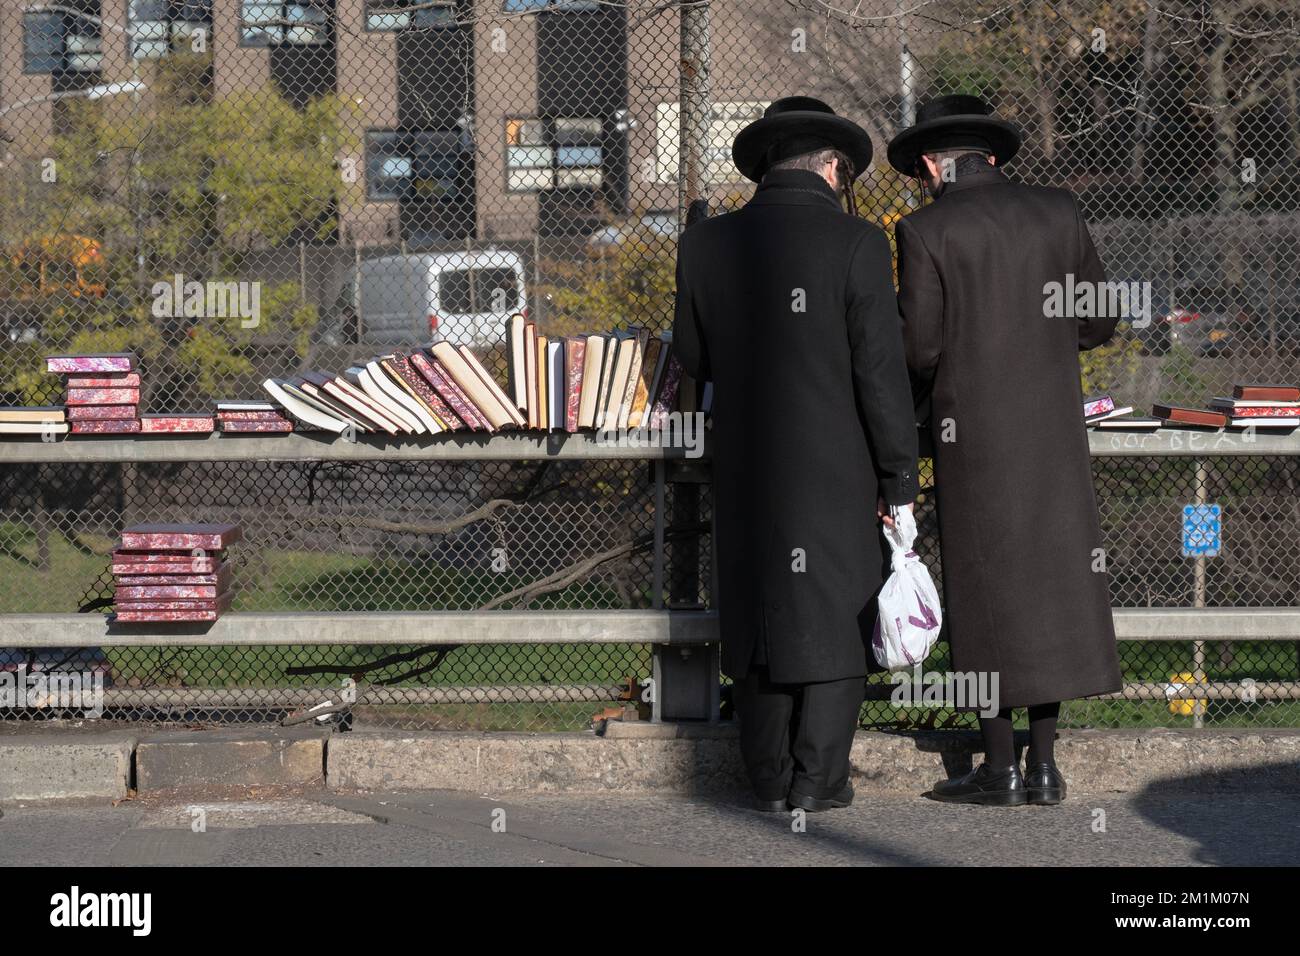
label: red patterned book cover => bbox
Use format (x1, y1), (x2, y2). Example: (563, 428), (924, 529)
(387, 354), (464, 430)
(648, 351), (684, 430)
(67, 372), (142, 388)
(112, 549), (224, 564)
(46, 353), (136, 374)
(113, 593), (233, 622)
(115, 598), (226, 611)
(112, 557), (222, 575)
(564, 337), (585, 433)
(70, 420), (142, 434)
(217, 409), (290, 421)
(66, 387), (141, 405)
(116, 584), (222, 600)
(140, 414), (214, 433)
(66, 404), (138, 421)
(1216, 405), (1300, 418)
(115, 566), (231, 588)
(219, 419), (294, 432)
(120, 523), (242, 551)
(409, 351), (488, 430)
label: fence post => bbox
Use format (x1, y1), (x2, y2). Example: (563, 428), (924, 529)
(678, 0), (712, 224)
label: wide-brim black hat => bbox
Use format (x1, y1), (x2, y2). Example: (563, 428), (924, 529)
(886, 94), (1022, 176)
(732, 96), (874, 183)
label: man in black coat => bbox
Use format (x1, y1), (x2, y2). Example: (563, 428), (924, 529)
(673, 98), (919, 812)
(888, 95), (1123, 807)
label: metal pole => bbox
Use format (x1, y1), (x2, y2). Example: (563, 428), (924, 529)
(1193, 457), (1208, 727)
(678, 0), (712, 227)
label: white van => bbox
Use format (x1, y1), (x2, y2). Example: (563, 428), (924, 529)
(329, 249), (527, 347)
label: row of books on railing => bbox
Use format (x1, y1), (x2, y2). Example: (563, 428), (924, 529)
(1084, 384), (1300, 431)
(0, 316), (707, 437)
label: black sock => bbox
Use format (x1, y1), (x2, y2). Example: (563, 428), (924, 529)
(977, 707), (1015, 767)
(1027, 701), (1061, 765)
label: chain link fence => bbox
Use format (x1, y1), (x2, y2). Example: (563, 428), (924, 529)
(1, 1), (1299, 729)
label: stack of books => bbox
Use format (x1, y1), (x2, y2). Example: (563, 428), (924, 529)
(216, 401), (294, 433)
(46, 352), (141, 434)
(1084, 394), (1160, 430)
(1155, 383), (1300, 430)
(506, 316), (688, 432)
(1208, 384), (1300, 429)
(111, 523), (240, 623)
(0, 405), (68, 436)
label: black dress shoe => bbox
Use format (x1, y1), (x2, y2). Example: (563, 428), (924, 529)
(788, 782), (854, 813)
(1024, 761), (1067, 805)
(753, 796), (789, 812)
(929, 763), (1027, 806)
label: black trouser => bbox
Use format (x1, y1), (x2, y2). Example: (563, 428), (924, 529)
(733, 667), (865, 801)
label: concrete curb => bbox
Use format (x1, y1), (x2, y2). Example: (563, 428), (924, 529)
(134, 728), (329, 792)
(329, 724), (1300, 795)
(4, 724), (1300, 801)
(0, 731), (136, 801)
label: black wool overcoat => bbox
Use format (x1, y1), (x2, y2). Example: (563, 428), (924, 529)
(673, 169), (919, 685)
(896, 165), (1123, 707)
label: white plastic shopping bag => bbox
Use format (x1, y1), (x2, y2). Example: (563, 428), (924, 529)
(871, 507), (943, 671)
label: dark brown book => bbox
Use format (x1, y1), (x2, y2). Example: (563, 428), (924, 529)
(1152, 404), (1228, 428)
(1232, 383), (1300, 402)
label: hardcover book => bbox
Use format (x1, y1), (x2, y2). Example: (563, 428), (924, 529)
(577, 334), (605, 430)
(116, 584), (223, 600)
(262, 379), (351, 433)
(535, 334), (548, 430)
(548, 339), (564, 431)
(120, 523), (242, 551)
(70, 420), (141, 434)
(386, 354), (463, 430)
(563, 337), (586, 433)
(66, 372), (141, 388)
(140, 414), (215, 433)
(648, 349), (685, 430)
(508, 313), (528, 412)
(409, 352), (489, 430)
(66, 387), (140, 406)
(1232, 383), (1300, 402)
(66, 404), (138, 421)
(46, 353), (136, 374)
(219, 419), (294, 433)
(0, 406), (66, 423)
(1152, 404), (1228, 428)
(0, 422), (69, 435)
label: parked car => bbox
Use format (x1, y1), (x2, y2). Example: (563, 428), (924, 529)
(324, 249), (528, 347)
(585, 211), (678, 251)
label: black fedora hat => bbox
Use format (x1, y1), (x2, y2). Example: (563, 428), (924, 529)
(886, 94), (1022, 176)
(732, 96), (874, 183)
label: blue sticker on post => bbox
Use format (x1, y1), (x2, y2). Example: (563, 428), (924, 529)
(1182, 504), (1222, 558)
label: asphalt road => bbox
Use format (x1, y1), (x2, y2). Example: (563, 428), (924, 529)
(2, 787), (1297, 866)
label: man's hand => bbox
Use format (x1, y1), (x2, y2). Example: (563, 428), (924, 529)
(877, 498), (914, 530)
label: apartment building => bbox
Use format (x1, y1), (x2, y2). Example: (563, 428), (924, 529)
(0, 0), (798, 252)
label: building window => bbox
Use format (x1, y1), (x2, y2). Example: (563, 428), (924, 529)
(22, 5), (103, 74)
(240, 1), (328, 46)
(654, 100), (767, 185)
(365, 0), (458, 30)
(366, 129), (472, 203)
(506, 116), (603, 192)
(502, 0), (600, 10)
(128, 1), (213, 59)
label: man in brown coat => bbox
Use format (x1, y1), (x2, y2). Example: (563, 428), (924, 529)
(888, 95), (1123, 806)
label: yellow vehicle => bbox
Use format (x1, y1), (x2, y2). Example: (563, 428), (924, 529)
(5, 234), (108, 300)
